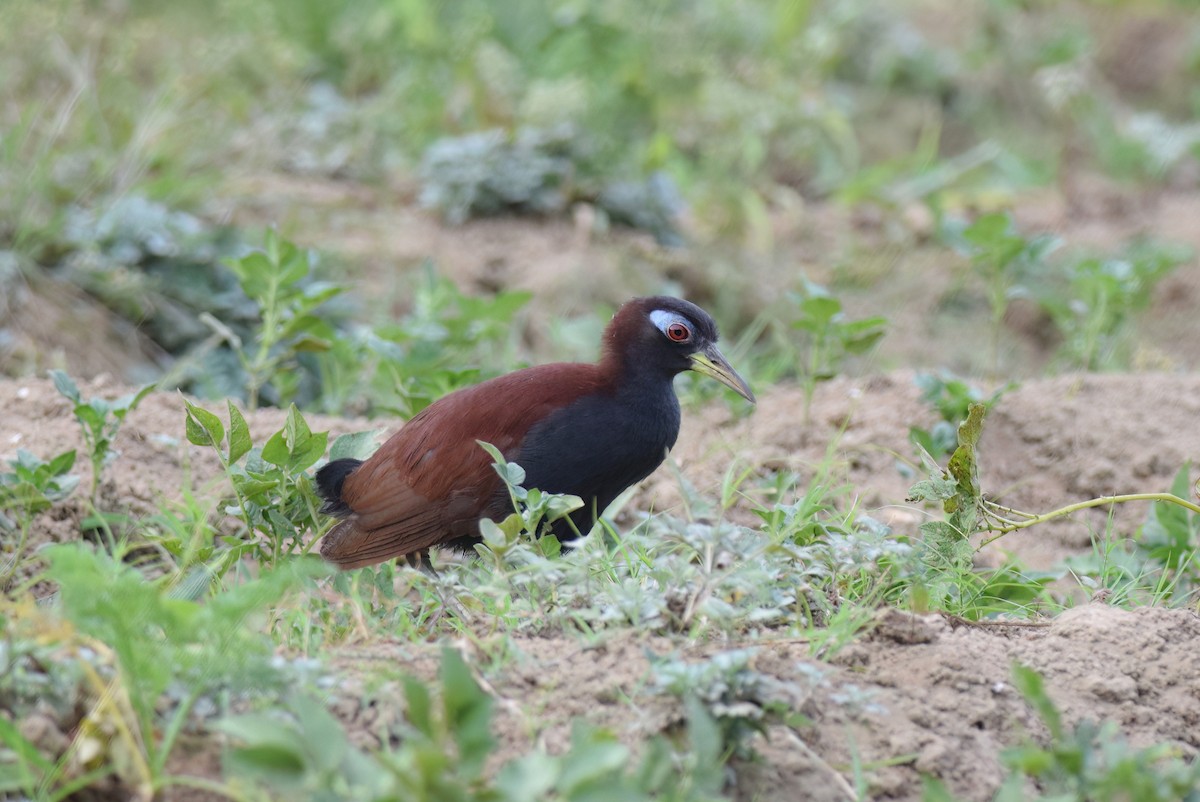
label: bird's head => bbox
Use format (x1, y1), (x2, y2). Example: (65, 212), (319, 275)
(605, 296), (756, 403)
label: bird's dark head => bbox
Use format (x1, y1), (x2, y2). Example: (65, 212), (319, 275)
(603, 296), (755, 403)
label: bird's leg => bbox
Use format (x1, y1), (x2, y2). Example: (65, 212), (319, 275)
(402, 548), (438, 577)
(399, 549), (468, 624)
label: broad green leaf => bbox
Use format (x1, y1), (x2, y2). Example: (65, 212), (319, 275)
(556, 727), (628, 796)
(231, 477), (280, 498)
(907, 476), (956, 503)
(1010, 663), (1062, 740)
(288, 431), (328, 474)
(919, 520), (962, 544)
(288, 334), (332, 353)
(545, 493), (584, 521)
(329, 430), (378, 462)
(113, 383), (156, 418)
(224, 744), (307, 786)
(684, 695), (724, 792)
(496, 751), (559, 800)
(227, 402), (252, 465)
(283, 405), (312, 455)
(292, 699), (348, 773)
(49, 369), (80, 402)
(47, 449), (77, 475)
(75, 404), (104, 434)
(184, 399), (225, 449)
(479, 518), (509, 548)
(261, 430), (289, 467)
(947, 403), (986, 502)
(798, 295), (841, 327)
(440, 647), (495, 779)
(403, 675), (433, 738)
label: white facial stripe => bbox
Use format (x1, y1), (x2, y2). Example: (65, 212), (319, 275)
(649, 309), (689, 334)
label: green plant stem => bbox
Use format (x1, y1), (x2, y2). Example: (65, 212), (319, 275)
(245, 240), (284, 411)
(1, 519), (32, 588)
(979, 493), (1200, 547)
(153, 685), (203, 778)
(158, 775), (239, 799)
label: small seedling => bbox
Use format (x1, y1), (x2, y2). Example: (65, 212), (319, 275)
(221, 229), (343, 410)
(1042, 240), (1189, 370)
(50, 370), (153, 505)
(354, 268), (531, 418)
(0, 448), (79, 587)
(910, 372), (1015, 461)
(652, 648), (803, 761)
(790, 281), (887, 420)
(945, 212), (1060, 374)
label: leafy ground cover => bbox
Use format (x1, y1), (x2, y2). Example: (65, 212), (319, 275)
(3, 0), (1200, 800)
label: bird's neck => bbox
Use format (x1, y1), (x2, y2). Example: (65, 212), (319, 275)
(602, 351), (681, 403)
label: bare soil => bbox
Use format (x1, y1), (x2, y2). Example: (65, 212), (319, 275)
(4, 364), (1199, 800)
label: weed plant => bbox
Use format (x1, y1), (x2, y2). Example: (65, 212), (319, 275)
(49, 370), (153, 506)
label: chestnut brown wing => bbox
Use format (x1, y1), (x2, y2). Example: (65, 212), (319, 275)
(318, 363), (609, 568)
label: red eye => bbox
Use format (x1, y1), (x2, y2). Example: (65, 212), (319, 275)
(666, 322), (691, 342)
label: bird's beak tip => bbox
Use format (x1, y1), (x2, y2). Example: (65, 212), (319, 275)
(690, 347), (755, 404)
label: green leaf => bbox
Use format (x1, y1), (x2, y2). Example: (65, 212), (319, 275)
(403, 675), (434, 738)
(288, 333), (332, 353)
(556, 726), (628, 796)
(224, 744), (307, 786)
(283, 405), (312, 454)
(544, 493), (584, 522)
(261, 430), (289, 467)
(184, 399), (225, 449)
(75, 404), (105, 435)
(480, 440), (525, 486)
(798, 295), (842, 327)
(329, 431), (379, 462)
(440, 647), (495, 779)
(47, 449), (77, 476)
(113, 382), (156, 419)
(0, 713), (53, 775)
(231, 477), (280, 498)
(479, 518), (509, 549)
(683, 695), (725, 792)
(907, 476), (957, 503)
(946, 403), (987, 504)
(49, 369), (80, 402)
(292, 699), (348, 773)
(496, 751), (560, 800)
(289, 431), (328, 474)
(227, 402), (252, 465)
(1010, 663), (1062, 740)
(919, 520), (963, 545)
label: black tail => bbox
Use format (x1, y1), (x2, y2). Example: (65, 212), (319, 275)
(315, 458), (363, 516)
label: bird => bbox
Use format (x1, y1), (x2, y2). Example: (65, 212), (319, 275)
(315, 295), (754, 570)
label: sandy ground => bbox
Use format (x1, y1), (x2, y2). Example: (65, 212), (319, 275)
(3, 368), (1198, 800)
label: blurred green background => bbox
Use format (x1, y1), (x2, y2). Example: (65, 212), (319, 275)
(3, 0), (1198, 411)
